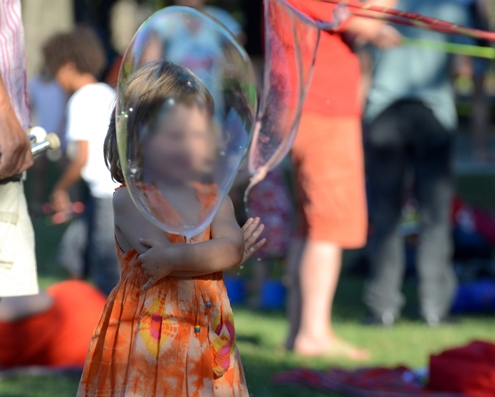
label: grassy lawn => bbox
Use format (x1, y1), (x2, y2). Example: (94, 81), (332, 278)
(1, 161), (494, 396)
(1, 214), (494, 397)
(2, 274), (494, 397)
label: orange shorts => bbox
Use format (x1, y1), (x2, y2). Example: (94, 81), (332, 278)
(291, 113), (367, 247)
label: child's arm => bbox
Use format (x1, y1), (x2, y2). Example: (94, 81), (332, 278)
(114, 186), (173, 255)
(51, 140), (88, 212)
(142, 216), (266, 279)
(114, 188), (264, 287)
(138, 196), (246, 283)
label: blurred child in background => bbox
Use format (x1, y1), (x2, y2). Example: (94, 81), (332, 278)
(44, 26), (120, 295)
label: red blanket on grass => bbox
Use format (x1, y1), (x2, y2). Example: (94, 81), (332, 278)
(273, 341), (495, 397)
(273, 366), (464, 397)
(430, 341), (495, 397)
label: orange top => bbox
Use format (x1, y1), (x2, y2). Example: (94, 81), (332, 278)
(141, 182), (218, 236)
(287, 0), (362, 117)
(77, 185), (248, 397)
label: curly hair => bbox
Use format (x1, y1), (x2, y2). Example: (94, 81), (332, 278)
(42, 26), (107, 78)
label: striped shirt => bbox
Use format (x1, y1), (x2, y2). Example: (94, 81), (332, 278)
(0, 0), (29, 129)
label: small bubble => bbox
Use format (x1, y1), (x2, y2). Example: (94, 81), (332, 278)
(129, 107), (134, 112)
(220, 150), (226, 156)
(257, 258), (261, 262)
(240, 265), (244, 270)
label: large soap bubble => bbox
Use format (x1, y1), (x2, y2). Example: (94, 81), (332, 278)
(116, 6), (257, 240)
(247, 0), (321, 189)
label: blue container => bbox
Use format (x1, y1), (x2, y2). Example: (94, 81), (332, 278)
(260, 280), (286, 309)
(224, 276), (246, 304)
(451, 279), (495, 314)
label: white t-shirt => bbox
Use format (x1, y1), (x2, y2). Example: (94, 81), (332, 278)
(66, 83), (118, 198)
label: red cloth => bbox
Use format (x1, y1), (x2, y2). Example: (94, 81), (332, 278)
(452, 196), (495, 246)
(246, 167), (292, 258)
(286, 0), (362, 117)
(429, 341), (495, 397)
(273, 366), (461, 396)
(0, 281), (106, 368)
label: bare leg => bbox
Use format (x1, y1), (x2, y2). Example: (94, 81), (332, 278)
(289, 240), (370, 360)
(0, 293), (53, 322)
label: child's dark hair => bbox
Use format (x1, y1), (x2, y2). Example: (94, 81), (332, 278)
(104, 61), (215, 183)
(43, 26), (106, 78)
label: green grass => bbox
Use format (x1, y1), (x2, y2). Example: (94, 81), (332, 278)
(2, 163), (494, 396)
(2, 216), (494, 397)
(2, 272), (494, 397)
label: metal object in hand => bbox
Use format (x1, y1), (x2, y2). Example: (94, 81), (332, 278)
(0, 129), (61, 185)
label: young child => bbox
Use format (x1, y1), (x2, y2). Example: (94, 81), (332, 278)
(77, 61), (264, 396)
(43, 27), (120, 295)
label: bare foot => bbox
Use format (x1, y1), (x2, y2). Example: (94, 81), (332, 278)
(293, 334), (370, 361)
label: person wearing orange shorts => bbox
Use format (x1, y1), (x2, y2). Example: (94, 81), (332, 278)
(285, 0), (401, 360)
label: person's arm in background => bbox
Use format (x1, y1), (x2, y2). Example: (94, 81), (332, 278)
(0, 76), (33, 179)
(344, 0), (402, 48)
(51, 140), (87, 212)
(358, 48), (373, 107)
(288, 0), (402, 48)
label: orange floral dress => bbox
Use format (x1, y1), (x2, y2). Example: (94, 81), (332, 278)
(77, 186), (248, 397)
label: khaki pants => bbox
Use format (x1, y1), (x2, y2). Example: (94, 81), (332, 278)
(0, 182), (38, 296)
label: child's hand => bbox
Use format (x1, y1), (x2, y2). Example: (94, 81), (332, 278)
(138, 238), (176, 290)
(241, 217), (266, 264)
(51, 189), (71, 213)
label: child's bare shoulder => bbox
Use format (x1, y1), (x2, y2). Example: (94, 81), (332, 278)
(113, 187), (135, 214)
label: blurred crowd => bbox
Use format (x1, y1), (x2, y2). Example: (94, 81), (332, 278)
(0, 0), (494, 370)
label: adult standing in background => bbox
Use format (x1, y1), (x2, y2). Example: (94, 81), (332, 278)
(0, 0), (38, 297)
(284, 0), (400, 360)
(363, 0), (474, 326)
(46, 27), (120, 296)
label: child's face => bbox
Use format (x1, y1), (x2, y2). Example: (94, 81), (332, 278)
(144, 103), (215, 183)
(55, 62), (79, 93)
